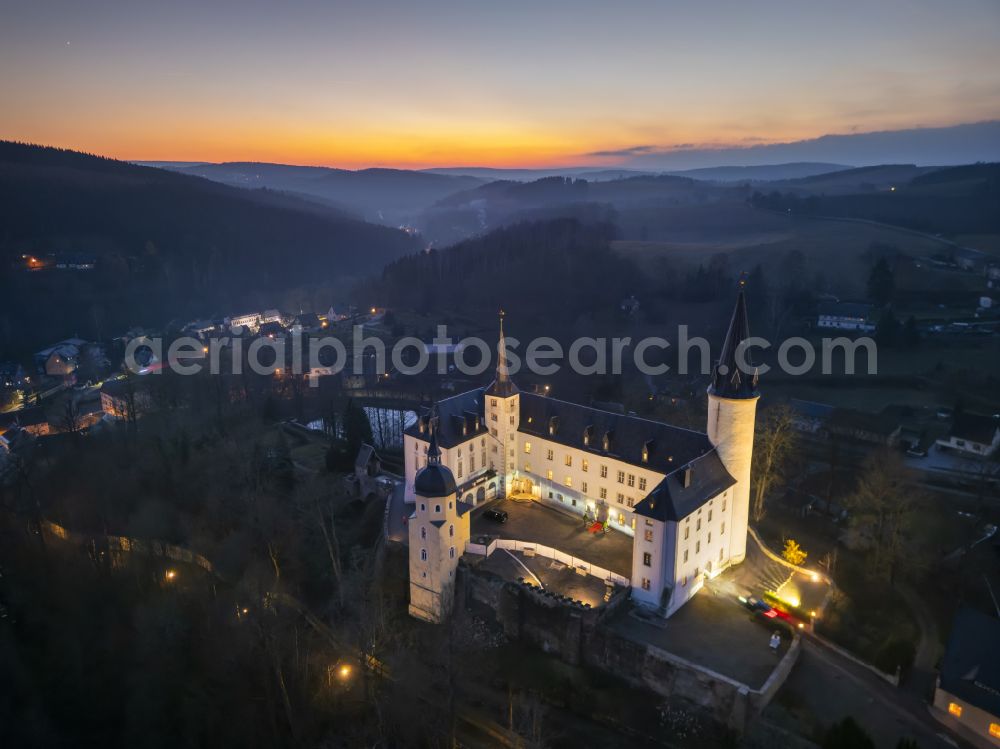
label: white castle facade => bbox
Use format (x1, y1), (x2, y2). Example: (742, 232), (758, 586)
(406, 292), (758, 622)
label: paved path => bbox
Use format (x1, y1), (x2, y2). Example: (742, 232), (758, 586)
(897, 582), (942, 699)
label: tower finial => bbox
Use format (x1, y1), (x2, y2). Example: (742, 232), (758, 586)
(427, 405), (441, 464)
(487, 307), (518, 397)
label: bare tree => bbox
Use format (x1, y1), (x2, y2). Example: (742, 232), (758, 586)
(843, 449), (917, 585)
(750, 405), (798, 523)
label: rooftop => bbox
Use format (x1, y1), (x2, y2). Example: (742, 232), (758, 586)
(939, 606), (1000, 717)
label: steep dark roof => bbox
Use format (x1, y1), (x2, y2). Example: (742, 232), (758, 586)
(710, 289), (759, 400)
(485, 311), (518, 398)
(517, 392), (716, 474)
(405, 388), (486, 448)
(413, 421), (457, 498)
(939, 607), (1000, 717)
(633, 450), (736, 522)
(950, 412), (1000, 446)
(817, 301), (873, 319)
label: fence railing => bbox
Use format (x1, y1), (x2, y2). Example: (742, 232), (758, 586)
(466, 538), (630, 588)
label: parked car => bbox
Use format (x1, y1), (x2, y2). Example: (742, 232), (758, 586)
(484, 509), (508, 524)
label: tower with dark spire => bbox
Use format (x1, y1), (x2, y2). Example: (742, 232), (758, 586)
(485, 308), (519, 498)
(709, 283), (759, 399)
(706, 283), (760, 565)
(408, 413), (469, 623)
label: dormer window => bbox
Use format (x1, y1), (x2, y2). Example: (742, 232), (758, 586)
(548, 416), (559, 435)
(603, 430), (613, 452)
(583, 425), (593, 446)
(642, 440), (653, 463)
(418, 419), (426, 434)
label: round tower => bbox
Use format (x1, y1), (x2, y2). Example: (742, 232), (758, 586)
(706, 287), (759, 565)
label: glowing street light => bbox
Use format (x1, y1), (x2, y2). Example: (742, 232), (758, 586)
(165, 569), (177, 582)
(339, 664), (352, 679)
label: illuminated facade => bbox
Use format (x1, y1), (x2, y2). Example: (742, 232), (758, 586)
(404, 292), (758, 618)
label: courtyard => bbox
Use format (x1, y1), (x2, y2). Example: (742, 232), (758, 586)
(470, 497), (635, 577)
(473, 548), (616, 608)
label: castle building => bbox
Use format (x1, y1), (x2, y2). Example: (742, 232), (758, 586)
(405, 292), (758, 619)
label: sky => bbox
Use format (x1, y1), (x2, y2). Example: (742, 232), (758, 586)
(2, 0), (999, 168)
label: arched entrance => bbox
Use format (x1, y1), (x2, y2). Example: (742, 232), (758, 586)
(476, 486), (486, 504)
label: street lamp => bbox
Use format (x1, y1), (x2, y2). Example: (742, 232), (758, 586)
(165, 569), (177, 582)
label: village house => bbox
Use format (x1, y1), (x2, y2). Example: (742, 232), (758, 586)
(816, 301), (876, 332)
(933, 606), (1000, 746)
(936, 412), (1000, 457)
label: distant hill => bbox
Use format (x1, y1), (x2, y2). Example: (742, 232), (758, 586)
(421, 166), (655, 182)
(159, 161), (483, 225)
(750, 162), (1000, 235)
(362, 218), (641, 324)
(664, 162), (847, 182)
(0, 142), (419, 351)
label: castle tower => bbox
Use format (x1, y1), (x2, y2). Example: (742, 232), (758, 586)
(706, 286), (759, 565)
(484, 309), (519, 498)
(408, 420), (470, 622)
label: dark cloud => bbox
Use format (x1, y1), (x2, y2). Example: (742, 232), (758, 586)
(586, 144), (657, 157)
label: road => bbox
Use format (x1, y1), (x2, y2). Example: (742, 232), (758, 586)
(773, 635), (960, 749)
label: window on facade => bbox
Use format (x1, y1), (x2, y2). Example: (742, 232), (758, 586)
(565, 476), (572, 487)
(684, 527), (689, 540)
(681, 576), (687, 587)
(491, 398), (497, 407)
(491, 413), (497, 422)
(627, 474), (635, 487)
(642, 552), (652, 567)
(617, 470), (625, 484)
(721, 522), (725, 535)
(722, 498), (727, 512)
(708, 509), (713, 522)
(435, 504), (441, 513)
(719, 548), (724, 561)
(948, 702), (962, 717)
(642, 577), (651, 591)
(618, 512), (626, 525)
(525, 463), (532, 473)
(547, 449), (553, 461)
(627, 498), (634, 508)
(509, 415), (514, 425)
(644, 529), (654, 542)
(696, 519), (701, 531)
(449, 547), (455, 559)
(641, 446), (649, 462)
(524, 442), (532, 454)
(581, 481), (588, 494)
(683, 550), (689, 563)
(582, 459), (589, 472)
(470, 455), (476, 471)
(449, 524), (454, 537)
(420, 527), (426, 539)
(457, 461), (463, 477)
(600, 465), (608, 478)
(564, 454), (572, 467)
(639, 477), (646, 491)
(420, 549), (427, 561)
(617, 492), (624, 505)
(696, 541), (701, 553)
(420, 503), (425, 511)
(546, 469), (553, 480)
(708, 532), (712, 543)
(491, 428), (498, 438)
(600, 487), (607, 499)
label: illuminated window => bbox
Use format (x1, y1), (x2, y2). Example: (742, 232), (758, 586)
(565, 454), (572, 467)
(525, 463), (531, 473)
(641, 577), (651, 591)
(948, 702), (962, 718)
(565, 476), (572, 487)
(546, 469), (553, 480)
(644, 530), (653, 542)
(582, 459), (589, 472)
(524, 442), (532, 454)
(990, 723), (1000, 739)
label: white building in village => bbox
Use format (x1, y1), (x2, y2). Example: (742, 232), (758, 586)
(406, 292), (759, 623)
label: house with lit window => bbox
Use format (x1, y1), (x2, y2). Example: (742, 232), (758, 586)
(936, 412), (1000, 457)
(933, 606), (1000, 746)
(404, 291), (759, 619)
